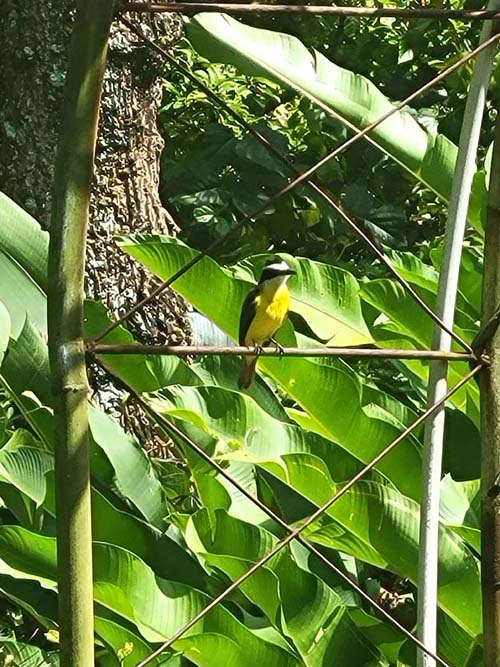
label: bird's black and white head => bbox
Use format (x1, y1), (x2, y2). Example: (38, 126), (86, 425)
(258, 259), (296, 290)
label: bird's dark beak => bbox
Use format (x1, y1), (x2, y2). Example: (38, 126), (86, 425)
(287, 269), (296, 275)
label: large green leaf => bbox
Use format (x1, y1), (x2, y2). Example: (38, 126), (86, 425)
(150, 381), (394, 529)
(360, 279), (480, 421)
(0, 576), (169, 667)
(185, 507), (478, 666)
(0, 526), (303, 667)
(88, 406), (166, 528)
(1, 317), (52, 408)
(440, 476), (481, 554)
(0, 233), (168, 526)
(0, 240), (46, 339)
(0, 574), (59, 631)
(94, 615), (162, 667)
(191, 355), (292, 421)
(0, 432), (54, 530)
(0, 193), (194, 399)
(430, 245), (483, 318)
(151, 383), (385, 494)
(0, 192), (49, 292)
(151, 383), (481, 651)
(0, 314), (167, 528)
(186, 508), (384, 666)
(361, 279), (475, 349)
(0, 441), (53, 508)
(0, 438), (206, 589)
(256, 457), (481, 638)
(0, 453), (206, 664)
(383, 247), (481, 320)
(185, 14), (472, 222)
(0, 636), (58, 667)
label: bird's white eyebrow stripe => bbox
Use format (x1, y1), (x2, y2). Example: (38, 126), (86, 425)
(265, 261), (290, 272)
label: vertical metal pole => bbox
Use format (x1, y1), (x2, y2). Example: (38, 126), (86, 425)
(48, 2), (114, 666)
(417, 8), (500, 666)
(481, 106), (500, 667)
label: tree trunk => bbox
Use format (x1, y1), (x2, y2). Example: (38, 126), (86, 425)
(0, 0), (190, 440)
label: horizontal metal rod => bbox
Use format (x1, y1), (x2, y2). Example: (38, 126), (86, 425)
(120, 2), (500, 20)
(89, 342), (476, 361)
(137, 363), (483, 667)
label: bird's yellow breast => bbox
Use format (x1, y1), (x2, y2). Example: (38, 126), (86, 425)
(244, 284), (291, 346)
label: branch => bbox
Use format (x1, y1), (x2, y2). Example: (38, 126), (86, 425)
(88, 342), (477, 361)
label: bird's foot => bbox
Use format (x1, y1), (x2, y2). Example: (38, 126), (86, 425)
(270, 337), (285, 359)
(252, 343), (264, 356)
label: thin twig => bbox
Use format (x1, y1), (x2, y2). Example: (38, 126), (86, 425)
(135, 363), (483, 667)
(117, 18), (475, 357)
(96, 23), (500, 349)
(89, 342), (476, 361)
(120, 2), (500, 20)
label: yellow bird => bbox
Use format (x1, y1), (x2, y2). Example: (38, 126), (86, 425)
(238, 259), (296, 389)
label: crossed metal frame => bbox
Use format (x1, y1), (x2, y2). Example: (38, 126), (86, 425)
(88, 6), (499, 666)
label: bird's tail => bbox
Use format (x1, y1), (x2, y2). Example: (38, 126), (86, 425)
(238, 356), (258, 389)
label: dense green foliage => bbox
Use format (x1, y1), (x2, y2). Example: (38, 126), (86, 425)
(0, 4), (495, 666)
(160, 8), (494, 270)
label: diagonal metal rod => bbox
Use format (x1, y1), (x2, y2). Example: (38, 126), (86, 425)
(96, 351), (461, 667)
(96, 21), (500, 347)
(116, 18), (474, 355)
(90, 342), (477, 361)
(127, 383), (454, 667)
(135, 363), (483, 667)
(120, 2), (500, 20)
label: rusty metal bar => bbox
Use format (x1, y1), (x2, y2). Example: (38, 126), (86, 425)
(136, 363), (484, 667)
(90, 342), (477, 361)
(120, 2), (500, 20)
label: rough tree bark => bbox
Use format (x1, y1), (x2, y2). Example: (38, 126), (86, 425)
(0, 0), (190, 443)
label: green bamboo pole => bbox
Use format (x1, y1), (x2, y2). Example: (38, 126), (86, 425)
(481, 104), (500, 666)
(48, 2), (115, 666)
